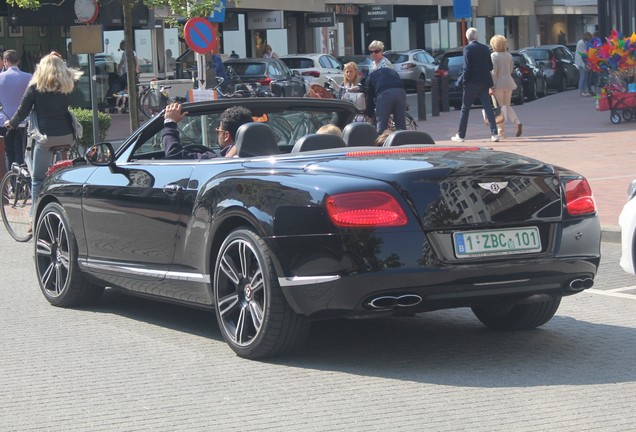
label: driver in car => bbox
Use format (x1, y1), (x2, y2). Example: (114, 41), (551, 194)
(162, 103), (253, 159)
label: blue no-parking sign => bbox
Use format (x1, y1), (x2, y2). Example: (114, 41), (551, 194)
(184, 17), (217, 54)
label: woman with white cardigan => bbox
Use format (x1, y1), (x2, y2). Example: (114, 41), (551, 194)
(489, 35), (522, 138)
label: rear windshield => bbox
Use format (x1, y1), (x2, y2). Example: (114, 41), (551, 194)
(385, 54), (408, 63)
(524, 50), (550, 61)
(447, 56), (464, 67)
(226, 63), (265, 75)
(281, 58), (314, 69)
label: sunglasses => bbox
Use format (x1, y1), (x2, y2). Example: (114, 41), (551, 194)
(369, 50), (381, 54)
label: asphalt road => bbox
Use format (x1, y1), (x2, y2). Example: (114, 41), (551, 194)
(2, 230), (636, 431)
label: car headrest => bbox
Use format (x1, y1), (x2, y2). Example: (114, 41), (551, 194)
(383, 130), (436, 147)
(341, 122), (378, 147)
(291, 134), (346, 153)
(235, 123), (279, 158)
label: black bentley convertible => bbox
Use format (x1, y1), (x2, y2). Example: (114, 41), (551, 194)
(33, 98), (601, 359)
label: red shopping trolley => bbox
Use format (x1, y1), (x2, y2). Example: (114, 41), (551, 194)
(596, 91), (636, 124)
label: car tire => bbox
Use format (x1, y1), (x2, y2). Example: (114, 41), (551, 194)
(213, 228), (310, 359)
(35, 202), (104, 307)
(471, 295), (561, 330)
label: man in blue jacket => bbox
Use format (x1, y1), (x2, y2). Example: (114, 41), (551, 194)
(364, 66), (407, 133)
(0, 49), (32, 171)
(451, 27), (499, 143)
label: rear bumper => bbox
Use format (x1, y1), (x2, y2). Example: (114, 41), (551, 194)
(274, 217), (601, 318)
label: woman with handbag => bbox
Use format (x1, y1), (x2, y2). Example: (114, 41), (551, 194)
(4, 51), (82, 227)
(489, 35), (522, 138)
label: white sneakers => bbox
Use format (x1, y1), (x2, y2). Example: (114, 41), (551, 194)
(491, 135), (500, 142)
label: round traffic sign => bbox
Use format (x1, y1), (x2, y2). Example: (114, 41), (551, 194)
(184, 17), (217, 54)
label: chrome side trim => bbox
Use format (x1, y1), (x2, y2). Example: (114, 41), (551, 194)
(473, 279), (529, 286)
(79, 260), (207, 282)
(278, 275), (341, 287)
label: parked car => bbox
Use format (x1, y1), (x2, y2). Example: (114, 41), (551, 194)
(336, 54), (373, 83)
(434, 47), (523, 110)
(511, 50), (548, 100)
(520, 45), (580, 92)
(384, 49), (438, 90)
(280, 53), (344, 87)
(33, 96), (601, 359)
(223, 58), (307, 97)
(619, 179), (636, 275)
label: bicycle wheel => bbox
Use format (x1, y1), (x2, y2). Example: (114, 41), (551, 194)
(140, 89), (167, 119)
(388, 113), (418, 131)
(1, 170), (33, 242)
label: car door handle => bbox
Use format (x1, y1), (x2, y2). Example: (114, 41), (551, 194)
(163, 184), (183, 196)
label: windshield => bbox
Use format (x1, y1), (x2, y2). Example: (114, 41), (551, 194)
(385, 54), (408, 63)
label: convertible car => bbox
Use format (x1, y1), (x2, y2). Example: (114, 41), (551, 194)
(33, 98), (601, 359)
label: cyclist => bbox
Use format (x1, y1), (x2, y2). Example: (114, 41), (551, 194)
(162, 103), (252, 159)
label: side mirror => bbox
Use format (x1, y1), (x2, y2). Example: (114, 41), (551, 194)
(85, 142), (115, 167)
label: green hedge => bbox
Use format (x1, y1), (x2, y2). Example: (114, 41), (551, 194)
(69, 107), (112, 150)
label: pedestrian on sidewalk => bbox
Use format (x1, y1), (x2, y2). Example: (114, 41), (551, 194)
(0, 49), (32, 172)
(576, 32), (593, 96)
(368, 40), (392, 72)
(489, 35), (522, 138)
(451, 27), (499, 143)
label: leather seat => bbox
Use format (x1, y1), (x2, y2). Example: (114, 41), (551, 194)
(383, 130), (436, 147)
(235, 123), (279, 157)
(341, 122), (378, 147)
(291, 134), (346, 153)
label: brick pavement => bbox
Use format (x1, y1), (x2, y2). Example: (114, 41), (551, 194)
(105, 89), (634, 237)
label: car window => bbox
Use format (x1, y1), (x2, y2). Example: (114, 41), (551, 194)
(228, 63), (266, 76)
(447, 56), (464, 67)
(318, 56), (332, 69)
(385, 53), (408, 63)
(525, 49), (549, 61)
(522, 52), (536, 66)
(325, 55), (343, 69)
(281, 58), (314, 69)
(268, 62), (282, 78)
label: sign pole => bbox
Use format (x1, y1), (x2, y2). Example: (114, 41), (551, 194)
(196, 53), (206, 89)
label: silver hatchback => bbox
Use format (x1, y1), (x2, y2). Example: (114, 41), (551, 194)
(384, 49), (438, 90)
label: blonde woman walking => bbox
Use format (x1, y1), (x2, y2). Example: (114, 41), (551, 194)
(490, 35), (522, 138)
(4, 52), (82, 223)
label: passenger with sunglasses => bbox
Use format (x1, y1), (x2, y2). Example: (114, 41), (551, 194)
(368, 40), (392, 73)
(162, 103), (253, 159)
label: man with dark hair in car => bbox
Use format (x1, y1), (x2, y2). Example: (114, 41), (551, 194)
(162, 103), (253, 159)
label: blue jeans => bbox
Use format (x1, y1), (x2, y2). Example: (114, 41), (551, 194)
(457, 83), (497, 138)
(578, 67), (588, 92)
(4, 127), (26, 172)
(374, 87), (407, 133)
(30, 133), (73, 217)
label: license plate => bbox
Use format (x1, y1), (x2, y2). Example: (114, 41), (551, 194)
(453, 227), (541, 258)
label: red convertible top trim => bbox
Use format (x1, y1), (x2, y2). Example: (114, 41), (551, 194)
(346, 147), (480, 157)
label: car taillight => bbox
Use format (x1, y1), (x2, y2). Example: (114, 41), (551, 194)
(434, 69), (448, 77)
(551, 55), (557, 70)
(46, 159), (73, 177)
(259, 77), (272, 86)
(565, 178), (596, 216)
(401, 63), (417, 70)
(326, 191), (408, 227)
(520, 66), (530, 75)
(302, 71), (321, 78)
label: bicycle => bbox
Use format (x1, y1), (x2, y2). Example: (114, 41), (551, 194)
(325, 76), (418, 130)
(1, 144), (75, 242)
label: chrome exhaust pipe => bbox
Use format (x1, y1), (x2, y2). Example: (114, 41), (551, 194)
(366, 294), (422, 310)
(567, 277), (594, 292)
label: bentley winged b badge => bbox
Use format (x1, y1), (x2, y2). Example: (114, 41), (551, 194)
(478, 182), (508, 194)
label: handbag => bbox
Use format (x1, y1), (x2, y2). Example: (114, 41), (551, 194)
(482, 95), (505, 126)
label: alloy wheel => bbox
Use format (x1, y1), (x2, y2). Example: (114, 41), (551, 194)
(35, 211), (70, 298)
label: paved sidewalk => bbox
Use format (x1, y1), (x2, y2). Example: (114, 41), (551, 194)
(105, 89), (634, 238)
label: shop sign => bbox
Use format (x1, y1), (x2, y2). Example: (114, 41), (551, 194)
(326, 4), (359, 16)
(247, 11), (284, 30)
(360, 5), (394, 23)
(306, 12), (336, 28)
